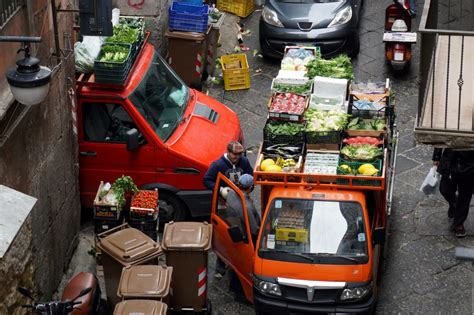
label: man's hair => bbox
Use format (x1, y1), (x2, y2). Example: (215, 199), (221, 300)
(227, 141), (243, 153)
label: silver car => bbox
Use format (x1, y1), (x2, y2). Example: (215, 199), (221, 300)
(259, 0), (363, 58)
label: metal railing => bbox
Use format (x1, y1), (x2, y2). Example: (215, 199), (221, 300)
(416, 0), (474, 146)
(0, 0), (20, 29)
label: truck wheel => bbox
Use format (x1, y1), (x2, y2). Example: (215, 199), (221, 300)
(159, 191), (187, 223)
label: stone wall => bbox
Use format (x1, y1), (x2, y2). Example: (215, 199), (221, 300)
(0, 0), (80, 313)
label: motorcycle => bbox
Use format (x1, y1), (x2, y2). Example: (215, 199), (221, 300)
(383, 0), (417, 71)
(18, 272), (106, 315)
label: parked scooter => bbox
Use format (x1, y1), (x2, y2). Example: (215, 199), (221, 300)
(18, 272), (106, 315)
(383, 0), (417, 71)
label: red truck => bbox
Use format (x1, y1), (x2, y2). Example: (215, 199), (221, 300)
(76, 34), (243, 223)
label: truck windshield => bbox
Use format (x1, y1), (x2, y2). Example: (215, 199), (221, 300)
(129, 51), (189, 142)
(259, 198), (368, 265)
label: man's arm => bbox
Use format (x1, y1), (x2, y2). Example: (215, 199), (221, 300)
(433, 148), (443, 166)
(203, 163), (218, 191)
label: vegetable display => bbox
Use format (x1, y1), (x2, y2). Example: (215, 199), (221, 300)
(110, 175), (139, 207)
(281, 48), (315, 71)
(265, 121), (305, 136)
(272, 81), (312, 94)
(343, 136), (384, 146)
(305, 108), (350, 132)
(340, 144), (383, 161)
(131, 190), (158, 211)
(305, 54), (353, 80)
(98, 44), (130, 63)
(270, 93), (307, 114)
(347, 117), (386, 131)
(105, 23), (141, 45)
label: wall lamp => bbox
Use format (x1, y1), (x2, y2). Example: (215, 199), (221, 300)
(0, 36), (52, 106)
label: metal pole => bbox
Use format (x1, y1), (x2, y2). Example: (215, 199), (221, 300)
(51, 0), (61, 63)
(0, 36), (41, 42)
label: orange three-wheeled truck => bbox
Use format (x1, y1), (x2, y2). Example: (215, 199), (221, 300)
(211, 87), (398, 314)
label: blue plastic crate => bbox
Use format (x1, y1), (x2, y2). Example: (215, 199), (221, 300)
(177, 0), (203, 4)
(169, 2), (209, 33)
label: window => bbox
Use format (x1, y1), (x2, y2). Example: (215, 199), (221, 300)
(82, 102), (141, 143)
(0, 0), (21, 29)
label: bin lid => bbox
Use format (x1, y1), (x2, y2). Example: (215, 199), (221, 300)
(97, 227), (161, 264)
(113, 300), (167, 315)
(117, 265), (173, 298)
(165, 30), (207, 41)
(162, 221), (212, 251)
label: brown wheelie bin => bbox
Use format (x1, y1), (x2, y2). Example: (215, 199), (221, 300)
(97, 224), (162, 309)
(113, 300), (167, 315)
(161, 221), (212, 312)
(117, 265), (173, 302)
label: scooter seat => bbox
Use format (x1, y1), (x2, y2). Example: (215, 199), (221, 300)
(62, 272), (97, 314)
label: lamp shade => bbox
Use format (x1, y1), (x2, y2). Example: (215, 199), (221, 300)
(6, 56), (51, 105)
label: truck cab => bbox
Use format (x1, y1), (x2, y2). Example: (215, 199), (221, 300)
(211, 141), (395, 314)
(77, 37), (242, 222)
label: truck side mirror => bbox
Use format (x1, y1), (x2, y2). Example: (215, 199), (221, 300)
(228, 225), (244, 243)
(373, 227), (386, 245)
(126, 128), (139, 151)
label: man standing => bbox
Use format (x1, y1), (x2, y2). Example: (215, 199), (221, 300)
(433, 148), (474, 238)
(226, 174), (261, 243)
(203, 140), (253, 194)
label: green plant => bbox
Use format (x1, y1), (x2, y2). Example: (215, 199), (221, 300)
(111, 175), (138, 207)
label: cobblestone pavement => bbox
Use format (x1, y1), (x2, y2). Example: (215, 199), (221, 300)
(60, 1), (473, 314)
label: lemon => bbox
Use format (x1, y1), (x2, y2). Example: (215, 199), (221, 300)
(339, 164), (352, 173)
(266, 164), (282, 172)
(260, 158), (275, 171)
(358, 164), (379, 175)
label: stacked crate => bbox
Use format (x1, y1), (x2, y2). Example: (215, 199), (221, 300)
(127, 189), (160, 241)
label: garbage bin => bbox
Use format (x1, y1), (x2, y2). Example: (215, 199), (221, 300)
(161, 221), (212, 312)
(97, 224), (162, 309)
(165, 25), (211, 87)
(117, 265), (173, 301)
(205, 12), (225, 77)
(114, 300), (168, 315)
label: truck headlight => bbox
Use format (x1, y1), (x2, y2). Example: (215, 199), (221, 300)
(328, 6), (352, 28)
(253, 276), (282, 296)
(262, 6), (284, 28)
(340, 282), (372, 301)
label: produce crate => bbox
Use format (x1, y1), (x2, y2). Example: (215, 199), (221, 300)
(336, 158), (383, 187)
(275, 227), (308, 243)
(305, 129), (342, 144)
(94, 217), (124, 234)
(221, 54), (250, 91)
(128, 217), (159, 241)
(268, 93), (309, 122)
(217, 0), (254, 18)
(169, 1), (209, 33)
(94, 43), (132, 72)
(255, 143), (304, 183)
(263, 120), (306, 144)
(271, 77), (313, 95)
(93, 181), (122, 220)
(310, 76), (348, 111)
(303, 150), (339, 183)
(130, 189), (159, 222)
(309, 94), (345, 112)
(281, 46), (317, 71)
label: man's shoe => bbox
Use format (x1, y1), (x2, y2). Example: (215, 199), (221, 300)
(453, 224), (467, 238)
(214, 272), (224, 279)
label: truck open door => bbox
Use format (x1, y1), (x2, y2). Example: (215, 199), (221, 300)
(211, 173), (255, 302)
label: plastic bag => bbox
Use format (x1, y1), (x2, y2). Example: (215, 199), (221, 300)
(74, 36), (104, 73)
(420, 166), (440, 195)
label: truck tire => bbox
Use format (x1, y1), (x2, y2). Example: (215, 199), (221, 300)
(159, 191), (187, 223)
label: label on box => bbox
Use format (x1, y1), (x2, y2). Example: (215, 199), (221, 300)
(267, 234), (275, 249)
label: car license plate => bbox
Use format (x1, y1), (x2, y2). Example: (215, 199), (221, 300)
(394, 52), (404, 61)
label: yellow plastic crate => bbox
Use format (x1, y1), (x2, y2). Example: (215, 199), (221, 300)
(221, 54), (251, 91)
(217, 0), (255, 18)
(275, 227), (308, 243)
